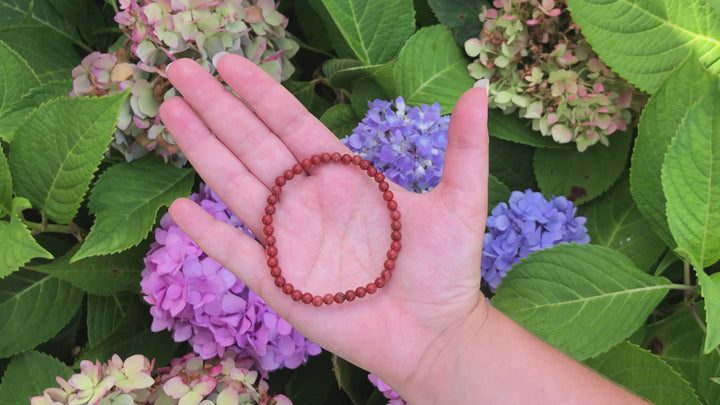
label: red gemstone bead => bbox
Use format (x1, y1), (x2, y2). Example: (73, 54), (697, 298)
(293, 163), (304, 174)
(352, 155), (362, 165)
(382, 269), (393, 280)
(384, 259), (395, 270)
(263, 225), (274, 235)
(387, 200), (398, 210)
(265, 235), (276, 246)
(355, 286), (367, 298)
(387, 249), (398, 260)
(302, 158), (312, 169)
(267, 257), (278, 267)
(283, 170), (294, 180)
(334, 293), (346, 303)
(262, 215), (273, 225)
(311, 155), (322, 165)
(391, 240), (401, 251)
(359, 159), (370, 170)
(270, 266), (281, 277)
(378, 181), (390, 192)
(391, 220), (401, 230)
(267, 195), (279, 205)
(366, 282), (378, 294)
(331, 152), (342, 162)
(323, 293), (334, 305)
(283, 283), (294, 294)
(374, 173), (385, 183)
(292, 290), (303, 301)
(341, 154), (352, 164)
(375, 277), (386, 288)
(265, 205), (276, 215)
(367, 166), (377, 177)
(271, 185), (282, 196)
(391, 230), (402, 241)
(345, 290), (356, 301)
(383, 191), (394, 201)
(275, 176), (286, 187)
(267, 246), (278, 257)
(302, 292), (313, 304)
(274, 276), (286, 287)
(312, 295), (323, 307)
(390, 210), (401, 220)
(321, 153), (332, 163)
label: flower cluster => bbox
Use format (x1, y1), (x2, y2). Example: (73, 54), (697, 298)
(481, 189), (590, 290)
(70, 0), (299, 165)
(368, 374), (407, 405)
(30, 352), (292, 405)
(464, 0), (643, 151)
(141, 183), (321, 371)
(342, 97), (451, 193)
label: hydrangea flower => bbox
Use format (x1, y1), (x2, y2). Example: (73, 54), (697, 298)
(70, 0), (299, 165)
(464, 0), (644, 151)
(30, 352), (292, 405)
(368, 374), (407, 405)
(142, 183), (321, 371)
(342, 97), (451, 193)
(481, 189), (590, 290)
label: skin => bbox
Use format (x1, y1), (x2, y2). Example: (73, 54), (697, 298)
(159, 55), (649, 404)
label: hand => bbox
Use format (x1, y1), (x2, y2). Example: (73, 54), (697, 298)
(159, 54), (490, 397)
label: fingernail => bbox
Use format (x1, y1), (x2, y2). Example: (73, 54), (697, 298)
(165, 60), (175, 74)
(212, 51), (229, 68)
(474, 78), (489, 93)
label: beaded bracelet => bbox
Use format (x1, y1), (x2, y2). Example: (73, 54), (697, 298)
(262, 152), (401, 307)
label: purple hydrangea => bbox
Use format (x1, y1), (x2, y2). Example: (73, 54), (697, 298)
(141, 183), (321, 371)
(481, 189), (590, 290)
(368, 374), (407, 405)
(342, 97), (450, 193)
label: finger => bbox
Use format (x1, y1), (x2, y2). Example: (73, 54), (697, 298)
(166, 58), (300, 186)
(215, 54), (350, 159)
(437, 86), (490, 225)
(159, 97), (268, 236)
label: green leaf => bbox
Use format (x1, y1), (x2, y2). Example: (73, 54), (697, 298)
(662, 81), (720, 269)
(332, 355), (376, 405)
(0, 0), (84, 47)
(696, 269), (720, 353)
(0, 198), (53, 278)
(492, 243), (672, 360)
(395, 25), (474, 112)
(9, 92), (129, 225)
(0, 271), (83, 357)
(488, 137), (537, 191)
(579, 174), (666, 272)
(488, 109), (565, 149)
(0, 79), (72, 142)
(0, 143), (11, 215)
(566, 0), (720, 94)
(630, 56), (713, 249)
(323, 58), (365, 80)
(427, 0), (490, 46)
(0, 351), (73, 404)
(487, 174), (510, 209)
(308, 0), (355, 58)
(320, 104), (359, 139)
(326, 59), (398, 97)
(0, 25), (80, 82)
(321, 0), (415, 65)
(351, 77), (388, 118)
(284, 353), (334, 404)
(699, 347), (720, 405)
(0, 40), (40, 135)
(78, 296), (187, 368)
(533, 130), (631, 205)
(29, 244), (144, 294)
(584, 341), (702, 405)
(643, 306), (705, 384)
(86, 292), (132, 347)
(72, 158), (194, 261)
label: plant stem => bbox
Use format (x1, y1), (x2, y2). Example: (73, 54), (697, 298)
(22, 219), (88, 241)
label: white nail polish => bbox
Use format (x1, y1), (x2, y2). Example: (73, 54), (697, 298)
(474, 78), (489, 92)
(212, 51), (230, 68)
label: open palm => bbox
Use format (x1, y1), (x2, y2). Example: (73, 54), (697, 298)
(159, 55), (490, 388)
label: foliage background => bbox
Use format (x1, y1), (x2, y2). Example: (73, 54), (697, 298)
(0, 0), (719, 404)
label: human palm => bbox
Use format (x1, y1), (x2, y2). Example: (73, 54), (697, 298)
(160, 55), (490, 386)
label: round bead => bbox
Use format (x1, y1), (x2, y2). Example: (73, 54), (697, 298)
(311, 155), (322, 165)
(374, 173), (385, 183)
(378, 181), (390, 192)
(302, 292), (313, 304)
(387, 200), (398, 210)
(359, 160), (370, 170)
(293, 163), (304, 174)
(391, 230), (402, 241)
(302, 159), (312, 169)
(292, 290), (303, 301)
(321, 153), (332, 163)
(282, 283), (294, 295)
(262, 215), (273, 225)
(367, 166), (377, 177)
(265, 205), (276, 215)
(355, 286), (367, 298)
(375, 277), (386, 288)
(267, 246), (278, 257)
(383, 191), (394, 201)
(390, 210), (401, 220)
(334, 293), (346, 304)
(352, 155), (362, 165)
(387, 249), (398, 260)
(331, 152), (342, 162)
(391, 220), (401, 230)
(267, 257), (278, 267)
(341, 154), (352, 164)
(323, 293), (334, 305)
(283, 170), (294, 180)
(345, 290), (356, 301)
(271, 185), (282, 196)
(270, 266), (282, 277)
(384, 259), (395, 270)
(312, 295), (323, 307)
(263, 225), (274, 235)
(391, 240), (402, 251)
(265, 235), (276, 246)
(267, 195), (279, 205)
(275, 176), (286, 187)
(381, 269), (393, 280)
(274, 276), (286, 287)
(366, 282), (378, 294)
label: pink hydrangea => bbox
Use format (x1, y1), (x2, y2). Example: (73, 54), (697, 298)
(141, 183), (321, 371)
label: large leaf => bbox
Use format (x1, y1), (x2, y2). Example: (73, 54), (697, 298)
(320, 104), (360, 139)
(487, 174), (510, 209)
(395, 25), (475, 112)
(0, 0), (84, 47)
(29, 244), (144, 295)
(283, 352), (335, 404)
(325, 59), (398, 97)
(630, 56), (712, 249)
(492, 243), (671, 360)
(0, 143), (11, 215)
(0, 351), (73, 405)
(488, 109), (565, 149)
(0, 79), (72, 142)
(0, 40), (40, 140)
(427, 0), (490, 46)
(580, 174), (666, 272)
(0, 25), (80, 82)
(86, 292), (132, 347)
(566, 0), (720, 94)
(9, 92), (128, 224)
(351, 77), (388, 118)
(72, 158), (194, 261)
(0, 271), (84, 357)
(321, 0), (415, 65)
(699, 346), (720, 405)
(662, 81), (720, 269)
(332, 355), (377, 405)
(533, 130), (631, 205)
(584, 341), (701, 405)
(0, 198), (53, 278)
(696, 269), (720, 353)
(488, 137), (537, 191)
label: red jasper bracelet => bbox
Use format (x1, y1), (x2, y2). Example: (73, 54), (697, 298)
(262, 152), (401, 307)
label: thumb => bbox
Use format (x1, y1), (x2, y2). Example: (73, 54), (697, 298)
(437, 83), (490, 222)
